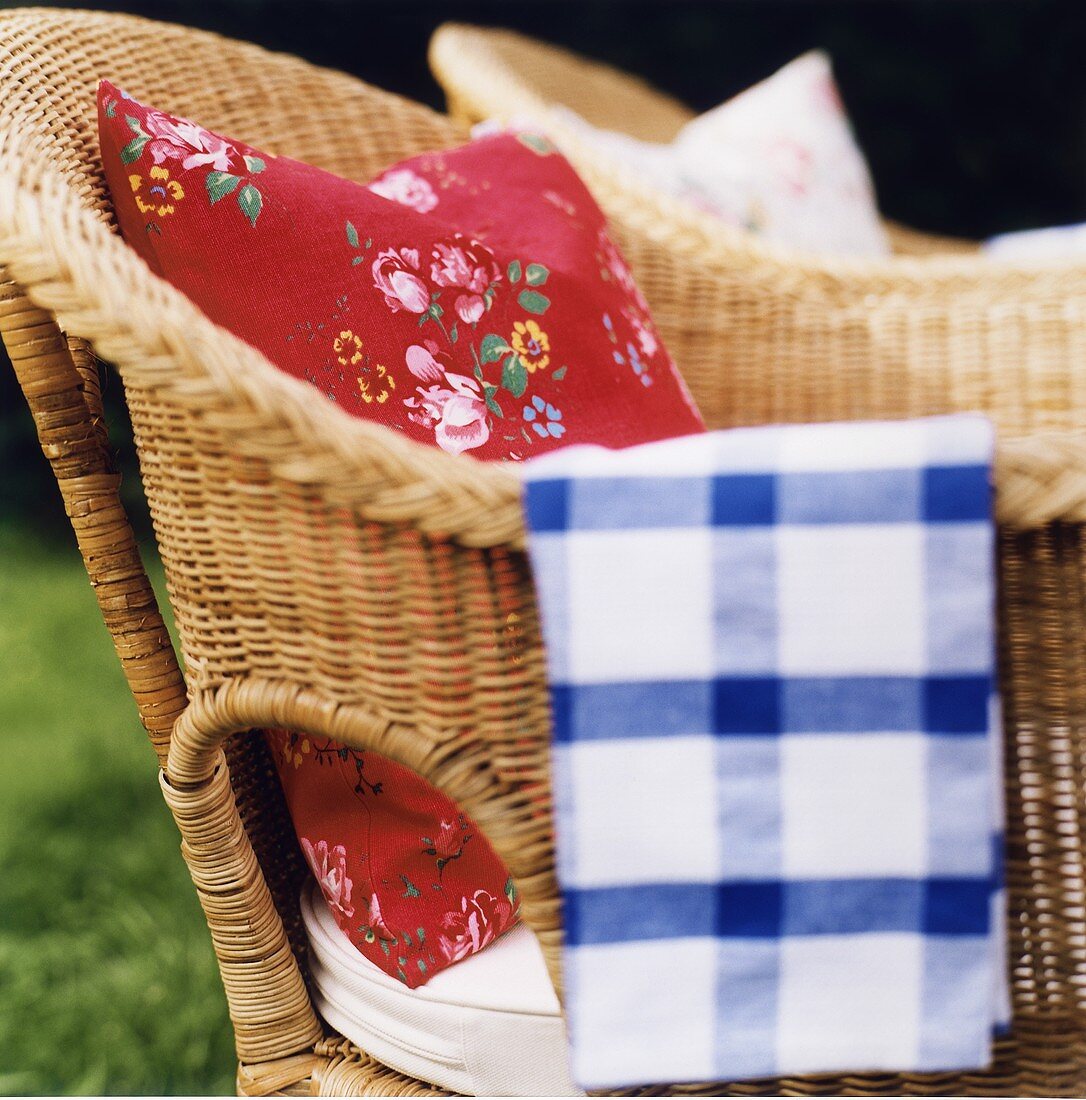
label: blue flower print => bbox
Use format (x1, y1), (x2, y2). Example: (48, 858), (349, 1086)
(603, 313), (652, 387)
(523, 395), (565, 439)
(613, 340), (652, 387)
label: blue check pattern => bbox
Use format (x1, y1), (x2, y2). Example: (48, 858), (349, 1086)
(521, 416), (1008, 1090)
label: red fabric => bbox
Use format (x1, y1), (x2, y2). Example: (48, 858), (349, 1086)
(98, 81), (704, 986)
(269, 731), (518, 984)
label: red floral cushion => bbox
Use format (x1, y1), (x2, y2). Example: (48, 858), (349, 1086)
(270, 732), (518, 982)
(98, 81), (704, 987)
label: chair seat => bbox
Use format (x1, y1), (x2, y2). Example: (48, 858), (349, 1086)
(301, 882), (581, 1096)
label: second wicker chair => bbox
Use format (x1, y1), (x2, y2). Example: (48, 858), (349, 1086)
(430, 23), (1086, 442)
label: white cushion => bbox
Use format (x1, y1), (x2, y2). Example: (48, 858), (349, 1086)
(984, 222), (1086, 259)
(301, 882), (582, 1096)
(549, 106), (694, 201)
(541, 51), (889, 258)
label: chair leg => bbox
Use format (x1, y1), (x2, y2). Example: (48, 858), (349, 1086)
(160, 750), (324, 1069)
(0, 268), (187, 763)
(2, 269), (328, 1081)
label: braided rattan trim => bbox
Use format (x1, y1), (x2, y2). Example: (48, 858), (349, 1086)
(0, 176), (1083, 530)
(166, 676), (563, 989)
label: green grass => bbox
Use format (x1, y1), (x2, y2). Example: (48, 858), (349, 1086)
(0, 520), (235, 1094)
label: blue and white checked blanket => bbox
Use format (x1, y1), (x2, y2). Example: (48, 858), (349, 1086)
(521, 415), (1008, 1090)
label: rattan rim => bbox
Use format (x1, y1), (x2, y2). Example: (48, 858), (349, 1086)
(1, 165), (1084, 531)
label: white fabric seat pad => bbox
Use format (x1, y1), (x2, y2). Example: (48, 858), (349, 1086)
(301, 882), (582, 1095)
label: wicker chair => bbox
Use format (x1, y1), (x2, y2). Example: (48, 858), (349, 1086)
(4, 7), (1086, 1096)
(429, 23), (1086, 438)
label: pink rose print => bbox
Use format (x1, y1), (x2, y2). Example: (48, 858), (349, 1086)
(626, 309), (659, 359)
(542, 188), (578, 219)
(421, 815), (474, 875)
(770, 139), (814, 198)
(372, 247), (431, 314)
(438, 889), (514, 964)
(367, 893), (396, 937)
(597, 229), (651, 313)
(598, 230), (636, 295)
(404, 373), (490, 456)
(369, 168), (438, 214)
(143, 109), (236, 172)
(301, 838), (355, 922)
(433, 818), (465, 860)
(430, 234), (501, 324)
(405, 339), (455, 383)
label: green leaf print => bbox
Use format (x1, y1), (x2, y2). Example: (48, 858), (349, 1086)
(525, 263), (549, 286)
(205, 171), (240, 204)
(119, 135), (149, 165)
(507, 259), (522, 283)
(517, 289), (550, 315)
(345, 220), (360, 248)
(484, 384), (504, 418)
(243, 154), (266, 174)
(236, 182), (263, 226)
(501, 354), (528, 398)
(516, 132), (556, 156)
(480, 333), (510, 363)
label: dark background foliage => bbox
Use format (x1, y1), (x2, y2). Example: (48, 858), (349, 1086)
(3, 0), (1085, 538)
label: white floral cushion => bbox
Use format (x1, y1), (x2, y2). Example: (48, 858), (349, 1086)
(547, 51), (889, 257)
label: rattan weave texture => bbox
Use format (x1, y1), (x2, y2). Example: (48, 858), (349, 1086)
(3, 9), (1086, 1096)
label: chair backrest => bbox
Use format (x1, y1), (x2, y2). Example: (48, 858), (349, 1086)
(0, 7), (512, 751)
(1, 8), (462, 194)
(434, 22), (693, 143)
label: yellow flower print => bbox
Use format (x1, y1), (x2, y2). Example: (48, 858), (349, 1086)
(129, 165), (185, 218)
(510, 319), (551, 373)
(359, 362), (396, 405)
(333, 329), (364, 366)
(282, 734), (311, 769)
